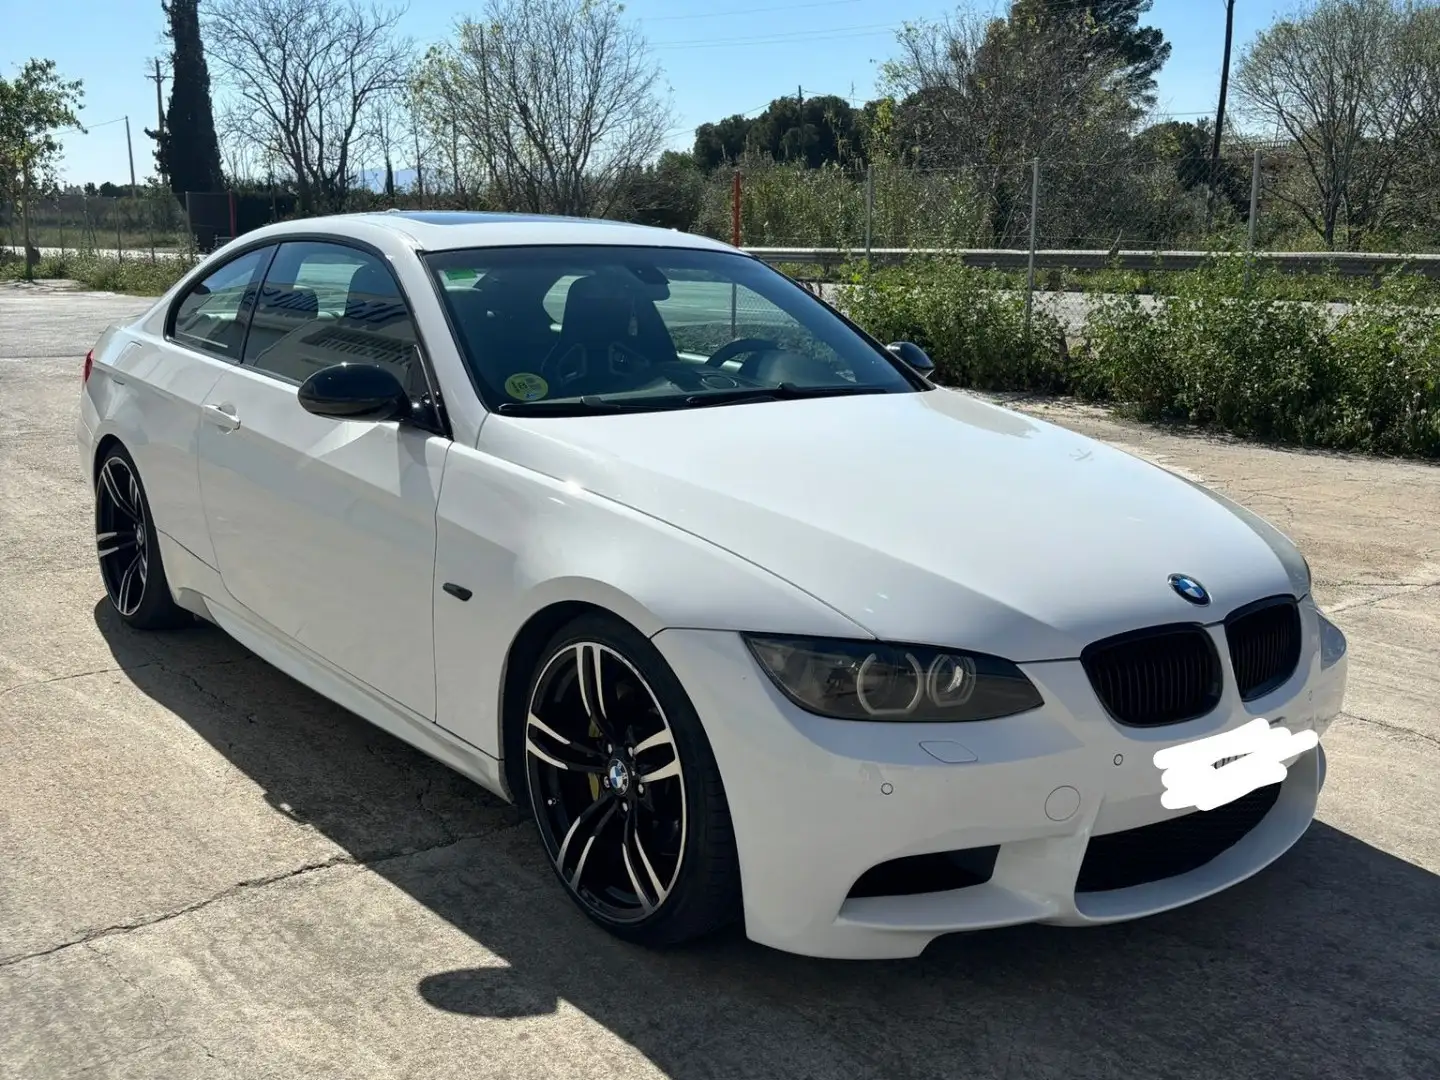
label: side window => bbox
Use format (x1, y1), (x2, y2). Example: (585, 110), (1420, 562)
(242, 241), (423, 395)
(170, 246), (274, 360)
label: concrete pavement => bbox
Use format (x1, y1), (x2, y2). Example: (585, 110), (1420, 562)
(2, 279), (1437, 1079)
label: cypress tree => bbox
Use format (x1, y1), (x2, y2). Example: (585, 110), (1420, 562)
(147, 0), (225, 196)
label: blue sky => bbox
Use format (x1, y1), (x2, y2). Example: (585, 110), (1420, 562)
(8, 0), (1292, 185)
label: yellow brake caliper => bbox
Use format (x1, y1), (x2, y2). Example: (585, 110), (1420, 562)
(588, 719), (602, 801)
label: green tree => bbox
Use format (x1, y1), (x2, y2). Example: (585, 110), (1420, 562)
(149, 0), (226, 196)
(0, 58), (83, 275)
(693, 113), (753, 172)
(693, 94), (864, 172)
(1015, 0), (1171, 106)
(623, 150), (704, 230)
(1134, 119), (1248, 214)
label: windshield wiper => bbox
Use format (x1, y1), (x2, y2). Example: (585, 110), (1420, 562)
(495, 383), (890, 416)
(495, 395), (681, 416)
(682, 383), (890, 407)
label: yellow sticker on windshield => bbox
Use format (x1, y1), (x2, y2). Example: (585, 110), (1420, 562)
(504, 373), (550, 401)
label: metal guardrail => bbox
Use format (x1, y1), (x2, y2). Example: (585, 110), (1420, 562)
(746, 247), (1440, 278)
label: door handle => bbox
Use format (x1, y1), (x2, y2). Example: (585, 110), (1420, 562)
(203, 402), (241, 432)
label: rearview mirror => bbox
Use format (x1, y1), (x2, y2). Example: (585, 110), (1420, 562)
(886, 341), (935, 375)
(298, 363), (410, 422)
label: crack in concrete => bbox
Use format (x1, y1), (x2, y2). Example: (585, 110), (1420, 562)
(0, 663), (155, 700)
(1340, 710), (1440, 752)
(0, 656), (247, 702)
(1323, 581), (1440, 613)
(0, 825), (524, 972)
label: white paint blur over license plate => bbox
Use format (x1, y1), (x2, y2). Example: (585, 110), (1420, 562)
(1153, 718), (1319, 812)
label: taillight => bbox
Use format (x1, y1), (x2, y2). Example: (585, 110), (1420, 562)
(83, 349), (94, 385)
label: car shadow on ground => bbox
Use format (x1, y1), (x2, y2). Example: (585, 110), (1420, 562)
(96, 603), (1440, 1080)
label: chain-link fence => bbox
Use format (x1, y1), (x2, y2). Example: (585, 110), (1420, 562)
(707, 144), (1440, 257)
(1, 190), (192, 258)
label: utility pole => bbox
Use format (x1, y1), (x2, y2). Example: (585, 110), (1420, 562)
(1207, 0), (1237, 229)
(125, 116), (138, 193)
(146, 60), (169, 188)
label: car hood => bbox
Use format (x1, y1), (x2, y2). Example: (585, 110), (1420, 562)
(481, 389), (1304, 661)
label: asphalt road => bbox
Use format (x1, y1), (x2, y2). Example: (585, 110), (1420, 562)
(2, 279), (1438, 1080)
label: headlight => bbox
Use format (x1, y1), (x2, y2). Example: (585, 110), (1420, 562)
(743, 635), (1044, 722)
(1318, 611), (1346, 669)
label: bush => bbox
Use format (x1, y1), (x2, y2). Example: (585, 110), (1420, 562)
(1071, 255), (1440, 456)
(836, 259), (1066, 392)
(0, 251), (193, 295)
(833, 251), (1440, 458)
(1326, 274), (1440, 456)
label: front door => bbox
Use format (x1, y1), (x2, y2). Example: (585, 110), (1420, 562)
(196, 239), (448, 717)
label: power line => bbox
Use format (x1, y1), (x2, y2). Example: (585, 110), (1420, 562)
(653, 22), (899, 49)
(643, 0), (868, 22)
(52, 116), (128, 137)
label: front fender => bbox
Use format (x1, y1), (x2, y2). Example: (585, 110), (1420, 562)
(431, 443), (868, 758)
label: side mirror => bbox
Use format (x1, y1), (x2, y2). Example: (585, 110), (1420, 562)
(887, 341), (935, 375)
(297, 363), (410, 422)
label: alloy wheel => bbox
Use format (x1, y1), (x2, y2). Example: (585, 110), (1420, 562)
(96, 456), (149, 618)
(526, 642), (686, 925)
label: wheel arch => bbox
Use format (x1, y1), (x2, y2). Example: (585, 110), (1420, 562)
(92, 433), (125, 482)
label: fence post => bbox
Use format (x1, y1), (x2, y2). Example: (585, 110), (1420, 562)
(730, 171), (742, 249)
(864, 163), (874, 264)
(1025, 157), (1039, 338)
(1247, 148), (1261, 251)
(730, 170), (741, 336)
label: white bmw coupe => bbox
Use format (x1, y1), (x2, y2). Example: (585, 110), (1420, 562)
(79, 212), (1349, 960)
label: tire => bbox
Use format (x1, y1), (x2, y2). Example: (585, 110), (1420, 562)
(94, 443), (191, 631)
(523, 612), (741, 947)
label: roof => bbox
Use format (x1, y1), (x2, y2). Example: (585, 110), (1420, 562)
(248, 210), (740, 255)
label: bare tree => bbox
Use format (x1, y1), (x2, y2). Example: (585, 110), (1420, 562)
(418, 0), (671, 217)
(204, 0), (413, 213)
(1392, 2), (1440, 240)
(1235, 0), (1422, 248)
(881, 12), (1141, 245)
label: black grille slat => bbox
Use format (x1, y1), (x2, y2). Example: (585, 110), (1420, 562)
(1082, 625), (1223, 727)
(1076, 781), (1283, 893)
(1226, 597), (1302, 701)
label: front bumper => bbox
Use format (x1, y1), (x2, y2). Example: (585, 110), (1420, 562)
(651, 600), (1347, 960)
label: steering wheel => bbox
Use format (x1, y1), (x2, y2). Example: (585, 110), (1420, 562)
(705, 337), (783, 368)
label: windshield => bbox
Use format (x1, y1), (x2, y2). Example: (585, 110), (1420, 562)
(423, 245), (925, 415)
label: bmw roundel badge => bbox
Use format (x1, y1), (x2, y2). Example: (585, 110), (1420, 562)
(1168, 574), (1210, 605)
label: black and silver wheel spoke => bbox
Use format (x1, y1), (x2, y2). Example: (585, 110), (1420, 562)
(526, 712), (608, 775)
(575, 642), (622, 746)
(633, 727), (681, 786)
(99, 460), (141, 522)
(556, 795), (620, 891)
(115, 550), (147, 615)
(621, 805), (673, 914)
(527, 639), (688, 925)
(96, 457), (149, 618)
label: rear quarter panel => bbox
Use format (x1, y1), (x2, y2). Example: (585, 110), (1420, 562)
(87, 315), (228, 569)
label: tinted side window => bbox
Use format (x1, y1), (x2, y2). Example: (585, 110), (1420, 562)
(170, 246), (273, 360)
(242, 241), (422, 394)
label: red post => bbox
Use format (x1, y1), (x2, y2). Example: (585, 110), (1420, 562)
(731, 171), (741, 249)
